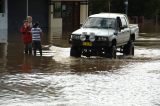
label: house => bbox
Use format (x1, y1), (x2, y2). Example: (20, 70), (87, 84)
(0, 0), (88, 43)
(49, 0), (88, 37)
(0, 0), (7, 43)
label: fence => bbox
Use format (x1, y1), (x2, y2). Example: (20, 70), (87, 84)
(129, 16), (160, 33)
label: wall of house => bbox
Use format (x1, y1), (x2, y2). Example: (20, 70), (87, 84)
(8, 0), (49, 34)
(0, 0), (8, 43)
(80, 1), (88, 25)
(49, 0), (88, 37)
(28, 0), (49, 32)
(49, 3), (62, 37)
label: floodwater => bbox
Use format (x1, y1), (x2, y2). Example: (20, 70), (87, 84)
(0, 34), (160, 106)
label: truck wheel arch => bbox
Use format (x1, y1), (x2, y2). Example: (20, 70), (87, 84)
(130, 34), (135, 41)
(112, 39), (117, 46)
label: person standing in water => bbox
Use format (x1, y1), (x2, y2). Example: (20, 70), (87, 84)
(31, 22), (43, 56)
(20, 20), (32, 54)
(27, 16), (33, 27)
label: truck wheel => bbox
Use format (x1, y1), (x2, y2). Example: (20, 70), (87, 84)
(123, 40), (134, 56)
(108, 45), (117, 59)
(70, 46), (81, 57)
(131, 44), (134, 55)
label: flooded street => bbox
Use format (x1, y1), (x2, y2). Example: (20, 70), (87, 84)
(0, 34), (160, 106)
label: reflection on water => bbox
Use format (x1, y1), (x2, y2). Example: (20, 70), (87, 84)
(0, 33), (160, 105)
(1, 60), (160, 106)
(0, 43), (7, 76)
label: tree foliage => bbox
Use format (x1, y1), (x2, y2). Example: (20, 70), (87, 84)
(89, 0), (160, 18)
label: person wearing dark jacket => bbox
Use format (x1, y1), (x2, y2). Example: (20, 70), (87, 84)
(20, 20), (32, 54)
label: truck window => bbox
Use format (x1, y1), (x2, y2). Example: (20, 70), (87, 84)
(83, 17), (116, 29)
(121, 17), (128, 27)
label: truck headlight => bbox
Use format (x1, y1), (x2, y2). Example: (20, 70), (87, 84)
(89, 33), (95, 42)
(80, 32), (87, 41)
(80, 35), (86, 41)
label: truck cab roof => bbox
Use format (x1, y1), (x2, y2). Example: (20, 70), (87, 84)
(89, 13), (126, 19)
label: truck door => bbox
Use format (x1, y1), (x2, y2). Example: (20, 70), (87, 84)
(0, 0), (7, 43)
(116, 17), (130, 45)
(120, 17), (130, 43)
(116, 17), (124, 45)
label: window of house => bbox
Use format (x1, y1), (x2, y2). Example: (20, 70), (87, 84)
(0, 0), (4, 13)
(53, 2), (61, 18)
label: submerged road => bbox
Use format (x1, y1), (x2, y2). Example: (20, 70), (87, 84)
(0, 34), (160, 106)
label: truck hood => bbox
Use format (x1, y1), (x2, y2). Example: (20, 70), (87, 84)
(72, 28), (115, 37)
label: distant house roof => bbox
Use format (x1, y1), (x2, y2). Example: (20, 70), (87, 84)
(52, 0), (87, 1)
(52, 0), (88, 1)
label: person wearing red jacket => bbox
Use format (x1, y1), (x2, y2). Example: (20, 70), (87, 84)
(20, 20), (32, 54)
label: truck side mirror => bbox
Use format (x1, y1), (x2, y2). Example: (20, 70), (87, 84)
(114, 32), (118, 36)
(116, 17), (122, 31)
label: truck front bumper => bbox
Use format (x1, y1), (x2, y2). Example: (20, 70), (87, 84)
(70, 40), (111, 47)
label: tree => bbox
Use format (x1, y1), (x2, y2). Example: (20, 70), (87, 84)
(89, 0), (126, 14)
(89, 0), (109, 14)
(89, 0), (160, 18)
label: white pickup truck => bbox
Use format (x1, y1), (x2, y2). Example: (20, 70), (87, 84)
(69, 13), (139, 58)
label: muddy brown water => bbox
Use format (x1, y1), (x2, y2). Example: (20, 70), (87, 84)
(0, 34), (160, 106)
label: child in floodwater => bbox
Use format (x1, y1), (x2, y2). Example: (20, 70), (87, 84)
(20, 20), (32, 54)
(31, 22), (43, 56)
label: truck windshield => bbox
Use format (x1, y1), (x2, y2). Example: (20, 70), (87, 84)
(83, 17), (116, 29)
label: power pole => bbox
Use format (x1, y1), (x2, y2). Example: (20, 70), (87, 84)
(26, 0), (28, 17)
(124, 0), (128, 15)
(108, 0), (111, 12)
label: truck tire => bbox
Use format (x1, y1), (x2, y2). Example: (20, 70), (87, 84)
(123, 40), (134, 56)
(70, 46), (81, 57)
(108, 45), (117, 59)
